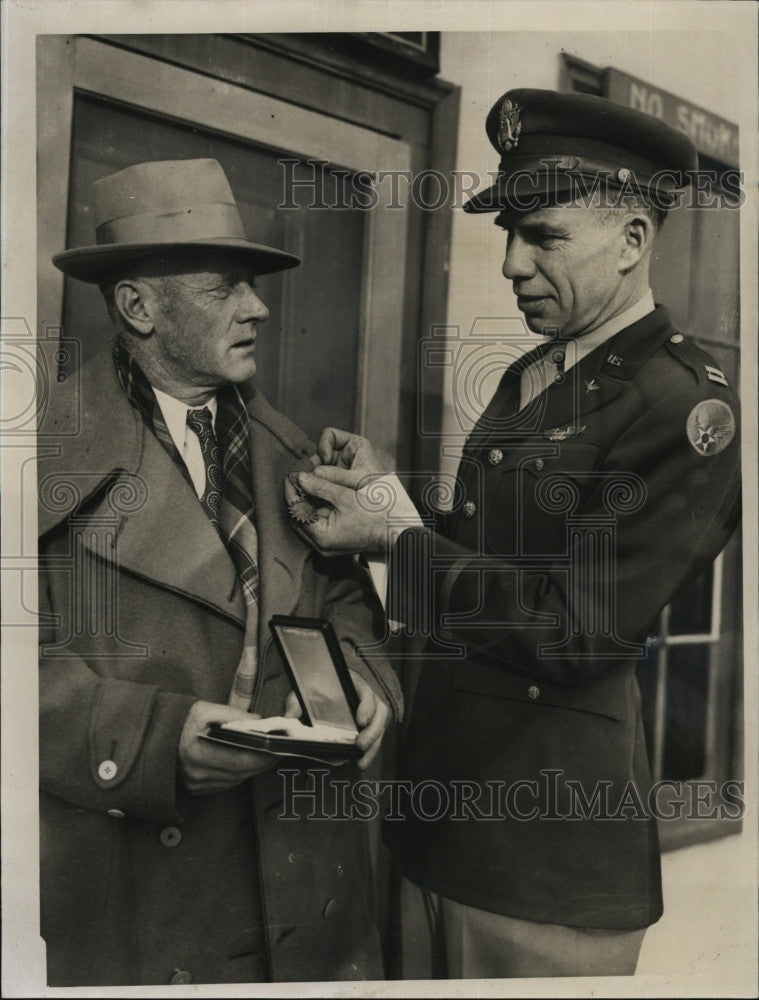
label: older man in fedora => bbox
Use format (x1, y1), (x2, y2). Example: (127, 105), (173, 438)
(38, 158), (401, 986)
(290, 90), (741, 978)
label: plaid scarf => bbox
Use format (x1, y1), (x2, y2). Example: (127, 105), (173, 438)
(114, 341), (261, 709)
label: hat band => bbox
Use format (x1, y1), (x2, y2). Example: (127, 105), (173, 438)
(495, 155), (682, 191)
(96, 202), (247, 246)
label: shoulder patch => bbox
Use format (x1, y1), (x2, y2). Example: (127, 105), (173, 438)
(704, 364), (729, 387)
(686, 399), (736, 457)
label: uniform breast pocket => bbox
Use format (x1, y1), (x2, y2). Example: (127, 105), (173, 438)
(485, 441), (603, 557)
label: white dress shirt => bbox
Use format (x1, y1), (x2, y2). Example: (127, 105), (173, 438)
(152, 387), (218, 499)
(519, 290), (655, 409)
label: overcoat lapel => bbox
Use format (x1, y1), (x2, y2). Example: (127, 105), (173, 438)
(39, 345), (246, 626)
(245, 393), (315, 645)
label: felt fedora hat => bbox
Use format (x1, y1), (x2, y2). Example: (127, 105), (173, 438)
(53, 158), (301, 282)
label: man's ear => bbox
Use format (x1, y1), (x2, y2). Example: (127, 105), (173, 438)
(113, 279), (156, 336)
(619, 213), (654, 272)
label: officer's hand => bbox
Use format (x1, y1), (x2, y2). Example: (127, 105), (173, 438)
(351, 670), (391, 770)
(284, 466), (421, 556)
(316, 427), (386, 473)
(178, 701), (273, 795)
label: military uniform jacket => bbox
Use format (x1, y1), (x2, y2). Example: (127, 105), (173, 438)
(384, 306), (740, 929)
(38, 346), (402, 986)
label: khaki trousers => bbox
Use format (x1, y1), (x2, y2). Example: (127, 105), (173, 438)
(400, 877), (646, 980)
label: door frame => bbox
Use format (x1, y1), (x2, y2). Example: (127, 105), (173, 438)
(37, 34), (412, 459)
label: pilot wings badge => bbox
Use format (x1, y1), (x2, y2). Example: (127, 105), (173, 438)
(547, 425), (586, 442)
(686, 399), (736, 457)
(498, 99), (522, 153)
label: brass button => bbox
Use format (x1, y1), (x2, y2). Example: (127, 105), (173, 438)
(170, 969), (192, 985)
(670, 333), (684, 344)
(107, 808), (125, 819)
(553, 372), (564, 384)
(551, 349), (565, 365)
(488, 448), (503, 466)
(527, 685), (541, 700)
(462, 500), (477, 518)
(534, 458), (544, 472)
(98, 760), (118, 781)
(159, 826), (181, 848)
(616, 167), (631, 182)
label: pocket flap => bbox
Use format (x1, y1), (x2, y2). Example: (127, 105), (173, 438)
(451, 658), (629, 723)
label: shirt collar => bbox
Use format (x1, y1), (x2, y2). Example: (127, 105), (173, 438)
(568, 290), (655, 367)
(153, 386), (218, 450)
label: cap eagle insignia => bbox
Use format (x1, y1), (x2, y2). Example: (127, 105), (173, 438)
(498, 99), (522, 153)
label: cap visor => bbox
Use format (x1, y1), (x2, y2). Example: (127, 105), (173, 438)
(463, 175), (581, 214)
(53, 238), (301, 282)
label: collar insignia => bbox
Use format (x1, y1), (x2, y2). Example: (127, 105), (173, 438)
(585, 379), (600, 393)
(497, 99), (522, 153)
(547, 424), (586, 442)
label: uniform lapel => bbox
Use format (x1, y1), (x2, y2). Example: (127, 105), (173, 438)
(470, 306), (676, 452)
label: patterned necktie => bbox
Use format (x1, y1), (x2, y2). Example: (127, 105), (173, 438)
(186, 407), (224, 529)
(215, 387), (261, 710)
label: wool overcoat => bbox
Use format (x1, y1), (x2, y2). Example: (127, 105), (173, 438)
(38, 345), (402, 986)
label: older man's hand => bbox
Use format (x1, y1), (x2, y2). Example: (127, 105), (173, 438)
(178, 701), (273, 794)
(283, 669), (391, 770)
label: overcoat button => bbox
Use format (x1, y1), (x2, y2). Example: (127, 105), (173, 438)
(670, 333), (684, 344)
(551, 349), (565, 365)
(527, 685), (541, 700)
(107, 809), (125, 819)
(462, 500), (477, 518)
(170, 969), (192, 985)
(98, 760), (118, 781)
(534, 458), (544, 472)
(488, 448), (503, 466)
(323, 898), (338, 919)
(553, 372), (564, 384)
(160, 826), (182, 848)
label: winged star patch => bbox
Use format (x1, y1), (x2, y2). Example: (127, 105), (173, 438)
(686, 399), (736, 457)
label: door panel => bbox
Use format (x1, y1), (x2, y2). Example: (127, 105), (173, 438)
(66, 95), (365, 438)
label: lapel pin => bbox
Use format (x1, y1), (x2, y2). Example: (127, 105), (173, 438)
(585, 379), (599, 393)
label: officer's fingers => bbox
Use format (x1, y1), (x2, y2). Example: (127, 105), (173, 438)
(297, 469), (354, 506)
(310, 465), (365, 490)
(317, 427), (354, 465)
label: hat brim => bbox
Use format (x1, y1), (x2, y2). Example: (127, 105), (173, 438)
(52, 238), (301, 282)
(464, 174), (596, 214)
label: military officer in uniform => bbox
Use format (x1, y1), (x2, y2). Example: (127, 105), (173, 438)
(288, 90), (741, 978)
